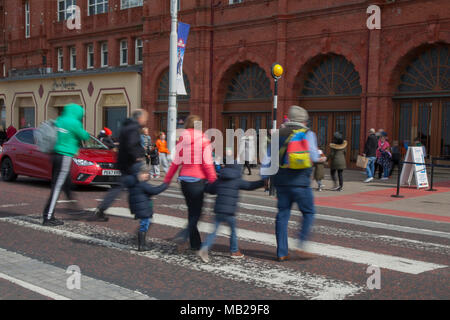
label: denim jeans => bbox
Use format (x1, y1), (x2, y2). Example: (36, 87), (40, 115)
(275, 186), (315, 258)
(366, 157), (376, 178)
(139, 218), (150, 232)
(202, 214), (239, 253)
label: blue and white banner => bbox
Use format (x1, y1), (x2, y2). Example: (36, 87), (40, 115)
(177, 22), (190, 95)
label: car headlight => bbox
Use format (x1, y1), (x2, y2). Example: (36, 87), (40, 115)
(73, 158), (94, 166)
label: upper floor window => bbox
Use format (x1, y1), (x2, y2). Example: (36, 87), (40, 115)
(229, 0), (243, 4)
(120, 40), (128, 66)
(25, 1), (30, 38)
(70, 47), (77, 71)
(88, 0), (108, 16)
(58, 0), (77, 21)
(57, 48), (64, 72)
(101, 42), (108, 67)
(135, 38), (143, 64)
(121, 0), (143, 10)
(87, 44), (94, 69)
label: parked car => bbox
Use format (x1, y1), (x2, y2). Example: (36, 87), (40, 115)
(0, 128), (120, 185)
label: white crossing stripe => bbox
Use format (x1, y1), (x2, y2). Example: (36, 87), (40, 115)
(98, 207), (448, 275)
(161, 190), (450, 239)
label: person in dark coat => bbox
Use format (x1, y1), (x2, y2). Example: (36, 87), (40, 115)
(197, 163), (265, 263)
(328, 132), (347, 191)
(98, 128), (116, 150)
(0, 126), (6, 146)
(124, 162), (167, 251)
(363, 128), (378, 182)
(89, 109), (147, 222)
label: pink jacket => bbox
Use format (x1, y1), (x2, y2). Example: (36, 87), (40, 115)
(376, 140), (391, 158)
(164, 129), (217, 184)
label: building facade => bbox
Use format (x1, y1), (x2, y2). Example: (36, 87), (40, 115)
(0, 0), (449, 163)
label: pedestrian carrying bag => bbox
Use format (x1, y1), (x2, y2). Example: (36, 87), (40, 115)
(279, 128), (312, 169)
(35, 120), (57, 153)
(356, 155), (369, 169)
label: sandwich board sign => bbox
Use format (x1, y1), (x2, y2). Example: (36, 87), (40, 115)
(399, 146), (429, 189)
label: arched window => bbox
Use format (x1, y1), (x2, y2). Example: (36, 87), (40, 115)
(157, 71), (191, 101)
(302, 55), (362, 96)
(225, 64), (272, 101)
(398, 45), (450, 93)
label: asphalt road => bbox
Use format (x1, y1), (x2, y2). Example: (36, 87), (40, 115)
(0, 177), (449, 300)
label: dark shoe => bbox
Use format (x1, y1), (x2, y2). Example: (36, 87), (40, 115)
(277, 254), (290, 262)
(87, 208), (109, 222)
(137, 231), (150, 252)
(42, 218), (64, 227)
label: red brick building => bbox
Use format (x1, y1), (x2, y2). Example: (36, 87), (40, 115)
(0, 0), (449, 164)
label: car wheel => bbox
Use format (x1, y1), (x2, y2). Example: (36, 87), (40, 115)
(1, 158), (18, 182)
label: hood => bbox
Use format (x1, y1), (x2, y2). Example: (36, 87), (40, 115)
(62, 103), (85, 122)
(330, 140), (348, 150)
(219, 164), (242, 180)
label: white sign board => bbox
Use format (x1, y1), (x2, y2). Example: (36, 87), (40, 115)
(399, 146), (429, 189)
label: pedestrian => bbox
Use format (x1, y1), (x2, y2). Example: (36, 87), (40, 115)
(0, 125), (6, 146)
(124, 162), (168, 251)
(313, 149), (327, 191)
(141, 127), (152, 168)
(261, 105), (320, 261)
(6, 125), (16, 141)
(164, 115), (217, 252)
(329, 132), (347, 191)
(389, 140), (401, 177)
(156, 132), (170, 174)
(89, 109), (148, 221)
(240, 135), (253, 175)
(42, 103), (90, 226)
(374, 129), (385, 179)
(198, 163), (265, 263)
(149, 143), (160, 178)
(363, 128), (378, 183)
(98, 128), (116, 150)
(377, 132), (391, 180)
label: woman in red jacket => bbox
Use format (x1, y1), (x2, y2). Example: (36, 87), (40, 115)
(164, 115), (217, 251)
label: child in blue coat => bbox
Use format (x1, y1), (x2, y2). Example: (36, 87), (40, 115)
(124, 162), (168, 251)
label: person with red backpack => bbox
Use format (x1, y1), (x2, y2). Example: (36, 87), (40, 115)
(262, 106), (320, 261)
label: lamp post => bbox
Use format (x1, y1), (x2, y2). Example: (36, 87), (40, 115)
(269, 63), (283, 196)
(167, 0), (178, 160)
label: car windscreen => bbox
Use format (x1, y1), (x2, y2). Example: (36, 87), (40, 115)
(81, 136), (109, 150)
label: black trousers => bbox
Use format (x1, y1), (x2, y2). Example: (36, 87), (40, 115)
(243, 161), (252, 175)
(180, 180), (206, 250)
(43, 154), (73, 219)
(375, 161), (383, 179)
(330, 169), (344, 188)
(389, 159), (400, 176)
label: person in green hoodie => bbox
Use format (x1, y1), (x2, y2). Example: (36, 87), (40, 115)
(42, 103), (90, 226)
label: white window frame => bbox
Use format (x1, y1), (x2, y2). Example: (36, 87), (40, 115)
(120, 0), (143, 10)
(135, 38), (143, 64)
(25, 1), (30, 38)
(229, 0), (243, 4)
(101, 42), (108, 67)
(120, 40), (128, 66)
(57, 48), (64, 72)
(58, 0), (77, 22)
(88, 0), (108, 16)
(70, 47), (77, 71)
(87, 44), (94, 69)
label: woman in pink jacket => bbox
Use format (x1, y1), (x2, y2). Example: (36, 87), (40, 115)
(164, 115), (217, 251)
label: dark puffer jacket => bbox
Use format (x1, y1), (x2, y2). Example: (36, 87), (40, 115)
(123, 163), (168, 219)
(207, 164), (264, 216)
(117, 118), (145, 174)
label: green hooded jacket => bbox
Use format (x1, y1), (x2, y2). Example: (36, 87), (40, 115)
(53, 103), (90, 157)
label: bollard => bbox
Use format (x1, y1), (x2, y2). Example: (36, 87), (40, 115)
(391, 162), (404, 198)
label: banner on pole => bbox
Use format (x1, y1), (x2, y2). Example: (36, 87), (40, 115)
(177, 22), (190, 95)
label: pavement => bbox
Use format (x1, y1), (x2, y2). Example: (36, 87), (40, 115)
(0, 167), (448, 301)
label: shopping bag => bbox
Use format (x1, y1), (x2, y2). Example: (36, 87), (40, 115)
(356, 155), (369, 169)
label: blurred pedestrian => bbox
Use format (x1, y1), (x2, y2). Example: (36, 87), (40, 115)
(124, 162), (167, 251)
(149, 144), (160, 178)
(98, 128), (116, 150)
(89, 109), (148, 222)
(389, 140), (401, 177)
(164, 115), (217, 252)
(313, 149), (326, 191)
(374, 129), (385, 179)
(0, 125), (6, 146)
(42, 103), (90, 226)
(198, 163), (265, 263)
(141, 127), (152, 167)
(156, 132), (170, 174)
(329, 132), (347, 191)
(363, 128), (378, 183)
(377, 132), (391, 180)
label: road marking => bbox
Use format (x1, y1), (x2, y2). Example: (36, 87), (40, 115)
(160, 191), (450, 239)
(0, 216), (364, 300)
(94, 207), (448, 275)
(0, 203), (29, 208)
(0, 248), (154, 300)
(0, 272), (71, 300)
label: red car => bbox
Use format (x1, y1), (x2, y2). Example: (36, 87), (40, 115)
(0, 128), (121, 185)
